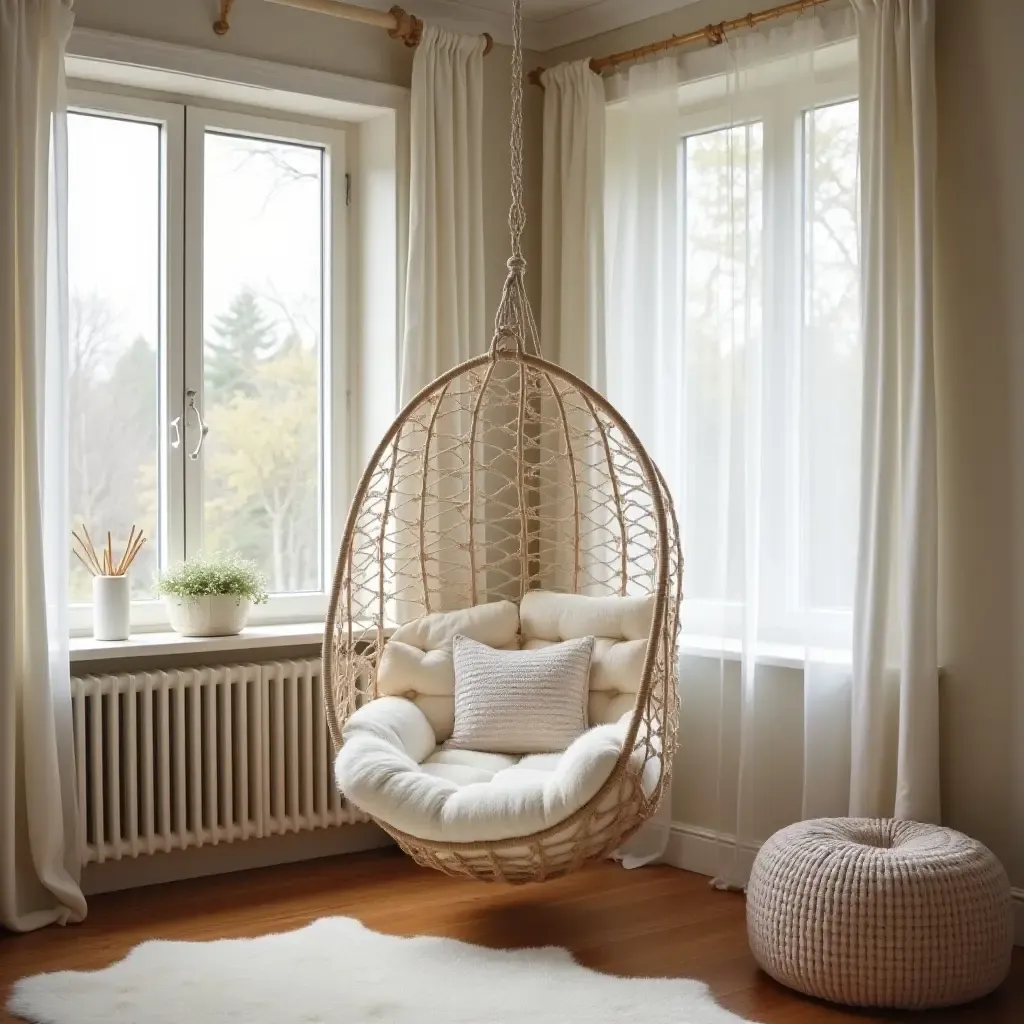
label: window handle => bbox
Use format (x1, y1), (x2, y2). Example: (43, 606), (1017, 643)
(186, 389), (210, 461)
(170, 416), (182, 450)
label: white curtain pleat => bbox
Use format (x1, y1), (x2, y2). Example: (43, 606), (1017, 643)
(540, 60), (606, 385)
(394, 23), (485, 617)
(602, 58), (684, 869)
(401, 23), (486, 403)
(850, 0), (939, 823)
(0, 0), (86, 932)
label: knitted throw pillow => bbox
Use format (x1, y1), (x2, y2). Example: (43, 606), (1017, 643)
(446, 634), (595, 754)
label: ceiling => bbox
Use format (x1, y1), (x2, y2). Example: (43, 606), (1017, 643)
(362, 0), (701, 51)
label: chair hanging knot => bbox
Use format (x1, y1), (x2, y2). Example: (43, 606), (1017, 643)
(507, 255), (527, 273)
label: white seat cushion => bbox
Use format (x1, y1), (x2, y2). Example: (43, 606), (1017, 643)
(336, 696), (656, 844)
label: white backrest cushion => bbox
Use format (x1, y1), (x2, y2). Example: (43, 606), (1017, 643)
(446, 634), (594, 754)
(519, 590), (654, 642)
(520, 591), (655, 725)
(390, 600), (520, 649)
(375, 593), (655, 744)
(377, 600), (519, 741)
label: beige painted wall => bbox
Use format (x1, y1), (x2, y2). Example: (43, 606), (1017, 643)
(933, 0), (1024, 890)
(70, 0), (1024, 889)
(69, 0), (544, 336)
(549, 0), (1024, 890)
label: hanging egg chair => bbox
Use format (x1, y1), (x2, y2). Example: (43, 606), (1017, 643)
(324, 0), (681, 884)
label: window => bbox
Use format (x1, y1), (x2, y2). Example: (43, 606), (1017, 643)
(605, 39), (860, 651)
(679, 61), (859, 648)
(68, 93), (349, 630)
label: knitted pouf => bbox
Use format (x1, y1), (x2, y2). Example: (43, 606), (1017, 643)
(746, 818), (1014, 1009)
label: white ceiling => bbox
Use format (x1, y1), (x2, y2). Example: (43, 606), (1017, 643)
(362, 0), (701, 51)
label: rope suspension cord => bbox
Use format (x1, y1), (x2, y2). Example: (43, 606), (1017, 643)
(490, 0), (541, 359)
(214, 0), (493, 54)
(528, 0), (831, 85)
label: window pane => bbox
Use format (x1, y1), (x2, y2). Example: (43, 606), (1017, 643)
(682, 123), (764, 603)
(68, 113), (162, 601)
(202, 132), (324, 595)
(802, 100), (861, 610)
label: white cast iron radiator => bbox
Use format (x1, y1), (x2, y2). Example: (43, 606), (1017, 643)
(70, 659), (364, 864)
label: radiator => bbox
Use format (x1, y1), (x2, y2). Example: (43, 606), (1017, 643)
(70, 659), (365, 865)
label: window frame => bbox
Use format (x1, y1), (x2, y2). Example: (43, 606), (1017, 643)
(67, 89), (351, 634)
(670, 52), (860, 652)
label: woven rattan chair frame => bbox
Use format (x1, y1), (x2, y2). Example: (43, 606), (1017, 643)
(322, 349), (682, 883)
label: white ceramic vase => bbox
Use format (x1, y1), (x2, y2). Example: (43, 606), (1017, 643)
(165, 594), (252, 637)
(93, 575), (131, 641)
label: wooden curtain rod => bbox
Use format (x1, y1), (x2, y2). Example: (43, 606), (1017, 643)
(215, 0), (494, 54)
(528, 0), (830, 86)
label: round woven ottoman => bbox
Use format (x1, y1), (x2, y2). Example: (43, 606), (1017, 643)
(746, 819), (1013, 1009)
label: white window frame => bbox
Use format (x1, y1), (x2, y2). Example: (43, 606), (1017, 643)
(671, 50), (860, 652)
(68, 90), (351, 634)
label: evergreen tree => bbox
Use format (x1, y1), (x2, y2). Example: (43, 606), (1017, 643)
(205, 289), (277, 399)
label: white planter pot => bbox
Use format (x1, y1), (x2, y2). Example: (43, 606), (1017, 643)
(165, 594), (252, 637)
(93, 575), (131, 641)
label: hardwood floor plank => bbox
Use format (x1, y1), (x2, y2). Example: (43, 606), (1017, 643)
(1, 849), (1020, 1023)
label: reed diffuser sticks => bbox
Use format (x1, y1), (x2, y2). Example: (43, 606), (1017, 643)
(72, 525), (146, 577)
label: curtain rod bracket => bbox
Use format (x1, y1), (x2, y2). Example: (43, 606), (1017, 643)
(387, 6), (422, 47)
(704, 22), (727, 46)
(214, 0), (235, 35)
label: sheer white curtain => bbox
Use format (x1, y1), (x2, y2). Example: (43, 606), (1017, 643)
(540, 59), (671, 867)
(850, 0), (939, 824)
(401, 23), (486, 402)
(0, 0), (87, 931)
(606, 10), (870, 886)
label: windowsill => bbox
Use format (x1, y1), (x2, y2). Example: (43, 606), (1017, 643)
(70, 622), (328, 664)
(70, 626), (847, 670)
(679, 635), (852, 671)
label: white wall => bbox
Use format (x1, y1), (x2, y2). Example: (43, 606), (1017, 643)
(69, 0), (544, 333)
(547, 0), (1024, 894)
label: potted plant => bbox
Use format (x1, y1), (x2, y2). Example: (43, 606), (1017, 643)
(156, 552), (268, 637)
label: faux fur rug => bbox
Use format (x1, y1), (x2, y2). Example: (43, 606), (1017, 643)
(9, 916), (749, 1023)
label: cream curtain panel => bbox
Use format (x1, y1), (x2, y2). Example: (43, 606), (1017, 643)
(394, 24), (486, 617)
(850, 0), (939, 823)
(0, 0), (87, 931)
(540, 60), (606, 387)
(400, 23), (486, 402)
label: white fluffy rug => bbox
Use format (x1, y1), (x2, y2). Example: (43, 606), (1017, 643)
(9, 916), (749, 1024)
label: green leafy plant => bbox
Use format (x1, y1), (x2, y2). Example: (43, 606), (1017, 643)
(155, 552), (269, 605)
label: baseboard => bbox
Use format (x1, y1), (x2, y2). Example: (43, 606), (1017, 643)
(82, 823), (393, 895)
(663, 822), (760, 881)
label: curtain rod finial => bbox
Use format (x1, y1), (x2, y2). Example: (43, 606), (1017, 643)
(528, 67), (545, 88)
(483, 33), (494, 56)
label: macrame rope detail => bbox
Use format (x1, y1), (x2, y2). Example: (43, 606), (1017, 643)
(490, 0), (540, 357)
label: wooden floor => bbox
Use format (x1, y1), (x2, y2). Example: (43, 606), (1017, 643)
(1, 848), (1021, 1022)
